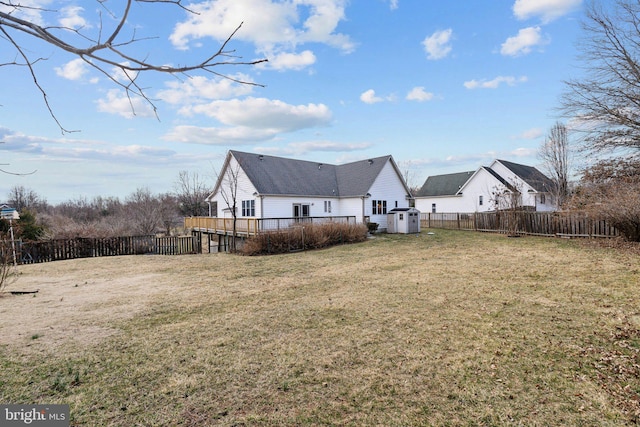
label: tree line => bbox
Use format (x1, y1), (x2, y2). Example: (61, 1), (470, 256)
(1, 171), (211, 241)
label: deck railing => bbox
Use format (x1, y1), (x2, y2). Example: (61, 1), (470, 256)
(185, 216), (357, 235)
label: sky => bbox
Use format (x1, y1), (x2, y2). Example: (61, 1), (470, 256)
(1, 0), (586, 204)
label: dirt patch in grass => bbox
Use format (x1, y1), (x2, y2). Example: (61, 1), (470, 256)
(1, 230), (639, 425)
(0, 256), (177, 354)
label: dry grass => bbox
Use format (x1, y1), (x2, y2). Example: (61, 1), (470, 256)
(1, 229), (639, 426)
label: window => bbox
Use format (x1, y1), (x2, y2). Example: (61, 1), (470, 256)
(293, 203), (310, 217)
(242, 200), (255, 217)
(399, 213), (404, 220)
(540, 194), (546, 204)
(372, 200), (387, 215)
(324, 200), (332, 213)
(479, 195), (483, 206)
(431, 203), (436, 213)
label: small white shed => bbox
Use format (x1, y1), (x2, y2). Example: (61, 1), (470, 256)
(387, 207), (421, 234)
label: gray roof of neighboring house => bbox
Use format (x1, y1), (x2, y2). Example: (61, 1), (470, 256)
(414, 171), (474, 197)
(480, 166), (512, 189)
(496, 159), (554, 192)
(230, 150), (395, 197)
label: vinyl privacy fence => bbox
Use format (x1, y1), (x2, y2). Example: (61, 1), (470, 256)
(421, 212), (619, 238)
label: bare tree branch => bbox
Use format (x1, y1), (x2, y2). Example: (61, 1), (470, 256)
(0, 0), (268, 132)
(561, 0), (640, 154)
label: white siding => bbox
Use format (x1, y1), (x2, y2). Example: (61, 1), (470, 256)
(261, 196), (340, 218)
(339, 198), (367, 223)
(366, 161), (410, 230)
(489, 161), (555, 210)
(210, 156), (258, 218)
(415, 169), (507, 213)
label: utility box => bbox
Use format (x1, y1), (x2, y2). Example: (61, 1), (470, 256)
(387, 207), (420, 234)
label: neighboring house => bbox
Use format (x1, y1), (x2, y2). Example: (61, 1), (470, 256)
(0, 204), (19, 220)
(414, 159), (556, 213)
(205, 150), (413, 231)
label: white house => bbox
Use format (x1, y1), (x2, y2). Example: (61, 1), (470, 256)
(206, 150), (412, 231)
(414, 159), (557, 213)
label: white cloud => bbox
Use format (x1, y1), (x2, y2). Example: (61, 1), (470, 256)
(406, 87), (434, 102)
(514, 128), (544, 139)
(58, 6), (89, 29)
(463, 76), (528, 89)
(255, 140), (373, 156)
(388, 0), (399, 10)
(509, 147), (537, 157)
(164, 97), (332, 144)
(0, 126), (177, 163)
(157, 75), (255, 105)
(267, 50), (317, 71)
(513, 0), (582, 23)
(422, 29), (453, 60)
(188, 97), (331, 129)
(109, 62), (139, 84)
(0, 0), (51, 26)
(360, 89), (383, 104)
(96, 89), (157, 119)
(55, 58), (88, 81)
(501, 26), (548, 57)
(162, 125), (276, 145)
(170, 0), (355, 53)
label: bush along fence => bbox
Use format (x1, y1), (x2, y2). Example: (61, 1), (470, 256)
(421, 211), (620, 238)
(6, 235), (201, 265)
(241, 223), (369, 255)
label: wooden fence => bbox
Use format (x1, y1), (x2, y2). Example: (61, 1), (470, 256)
(421, 212), (620, 238)
(6, 235), (201, 265)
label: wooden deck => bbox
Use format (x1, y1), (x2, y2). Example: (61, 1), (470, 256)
(184, 217), (260, 236)
(184, 216), (357, 236)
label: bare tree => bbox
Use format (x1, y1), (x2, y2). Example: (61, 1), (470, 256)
(490, 180), (523, 237)
(398, 160), (421, 197)
(7, 185), (47, 212)
(174, 171), (210, 217)
(539, 122), (572, 209)
(124, 187), (162, 235)
(158, 193), (180, 235)
(1, 1), (267, 132)
(561, 0), (640, 154)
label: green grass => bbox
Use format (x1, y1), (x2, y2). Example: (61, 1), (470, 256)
(1, 229), (640, 426)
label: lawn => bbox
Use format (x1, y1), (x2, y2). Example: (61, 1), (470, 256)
(1, 229), (639, 426)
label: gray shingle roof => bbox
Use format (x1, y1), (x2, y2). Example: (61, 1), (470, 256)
(230, 150), (393, 197)
(496, 160), (554, 192)
(414, 171), (474, 197)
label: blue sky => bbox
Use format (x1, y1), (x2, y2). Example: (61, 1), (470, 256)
(1, 0), (585, 204)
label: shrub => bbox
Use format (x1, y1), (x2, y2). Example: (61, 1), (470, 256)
(241, 222), (368, 255)
(569, 158), (640, 241)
